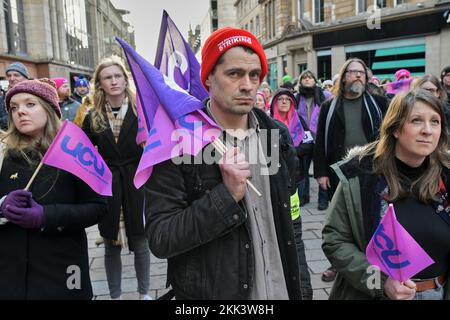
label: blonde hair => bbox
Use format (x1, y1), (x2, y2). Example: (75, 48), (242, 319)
(0, 96), (61, 165)
(90, 56), (136, 133)
(368, 90), (450, 202)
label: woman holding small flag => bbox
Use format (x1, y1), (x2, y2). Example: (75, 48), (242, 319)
(322, 90), (450, 300)
(0, 78), (107, 299)
(82, 57), (151, 300)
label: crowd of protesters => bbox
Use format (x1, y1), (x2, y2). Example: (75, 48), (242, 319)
(1, 25), (450, 301)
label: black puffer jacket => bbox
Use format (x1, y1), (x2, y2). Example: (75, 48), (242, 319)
(145, 107), (302, 300)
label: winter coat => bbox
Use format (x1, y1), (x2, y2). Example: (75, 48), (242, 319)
(0, 150), (107, 299)
(322, 146), (450, 300)
(60, 97), (81, 122)
(82, 105), (145, 250)
(145, 107), (302, 300)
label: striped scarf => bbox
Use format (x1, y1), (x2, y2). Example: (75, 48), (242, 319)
(105, 98), (128, 142)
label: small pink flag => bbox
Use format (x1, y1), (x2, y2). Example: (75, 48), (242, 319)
(42, 120), (113, 196)
(365, 203), (434, 282)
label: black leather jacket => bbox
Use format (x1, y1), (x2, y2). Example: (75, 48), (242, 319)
(145, 107), (302, 300)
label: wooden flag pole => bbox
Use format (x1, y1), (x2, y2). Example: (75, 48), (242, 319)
(24, 161), (44, 191)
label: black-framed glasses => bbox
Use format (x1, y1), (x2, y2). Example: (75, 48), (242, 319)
(346, 69), (366, 76)
(277, 97), (291, 102)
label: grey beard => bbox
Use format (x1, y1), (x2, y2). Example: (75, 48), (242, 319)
(348, 82), (365, 95)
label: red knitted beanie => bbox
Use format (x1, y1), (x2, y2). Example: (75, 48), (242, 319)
(5, 79), (62, 118)
(201, 27), (268, 91)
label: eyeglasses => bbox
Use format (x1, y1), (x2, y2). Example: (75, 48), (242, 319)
(346, 70), (366, 76)
(277, 97), (291, 102)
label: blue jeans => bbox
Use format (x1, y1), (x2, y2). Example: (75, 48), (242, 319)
(298, 151), (328, 205)
(414, 279), (445, 300)
(104, 235), (150, 299)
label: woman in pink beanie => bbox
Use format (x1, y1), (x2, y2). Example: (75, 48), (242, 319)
(0, 78), (107, 299)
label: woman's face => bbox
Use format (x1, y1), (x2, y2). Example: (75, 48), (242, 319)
(276, 94), (292, 115)
(263, 87), (272, 100)
(99, 65), (127, 98)
(10, 93), (48, 139)
(420, 81), (440, 99)
(255, 95), (266, 110)
(395, 101), (441, 167)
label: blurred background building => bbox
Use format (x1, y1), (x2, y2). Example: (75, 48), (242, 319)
(193, 0), (450, 89)
(0, 0), (135, 89)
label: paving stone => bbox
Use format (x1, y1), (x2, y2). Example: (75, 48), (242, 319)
(302, 222), (323, 231)
(301, 231), (318, 240)
(150, 275), (167, 290)
(150, 262), (168, 276)
(313, 289), (329, 300)
(88, 247), (105, 258)
(303, 239), (323, 250)
(305, 249), (327, 261)
(307, 260), (333, 274)
(301, 214), (326, 222)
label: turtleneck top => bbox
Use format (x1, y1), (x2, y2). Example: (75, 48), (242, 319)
(393, 157), (450, 279)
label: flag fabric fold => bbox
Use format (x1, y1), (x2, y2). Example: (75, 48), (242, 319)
(116, 37), (221, 189)
(385, 78), (413, 95)
(288, 113), (304, 147)
(42, 120), (112, 196)
(365, 203), (434, 282)
(155, 10), (208, 101)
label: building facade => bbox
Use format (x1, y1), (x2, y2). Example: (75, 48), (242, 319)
(0, 0), (135, 89)
(239, 0), (450, 89)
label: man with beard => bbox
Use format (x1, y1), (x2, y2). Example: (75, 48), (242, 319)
(295, 70), (332, 210)
(441, 66), (450, 104)
(145, 27), (302, 300)
(313, 58), (388, 282)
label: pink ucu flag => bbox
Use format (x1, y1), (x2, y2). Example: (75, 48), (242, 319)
(365, 203), (434, 281)
(42, 120), (112, 196)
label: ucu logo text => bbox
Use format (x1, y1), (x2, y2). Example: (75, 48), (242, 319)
(373, 224), (410, 269)
(61, 135), (105, 176)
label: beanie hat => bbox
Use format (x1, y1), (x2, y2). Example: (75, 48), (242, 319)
(5, 62), (30, 79)
(201, 27), (268, 91)
(282, 75), (292, 83)
(6, 79), (62, 118)
(52, 77), (68, 90)
(395, 69), (411, 81)
(75, 77), (89, 88)
(441, 66), (450, 83)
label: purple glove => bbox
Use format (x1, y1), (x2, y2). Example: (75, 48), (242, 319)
(1, 190), (31, 214)
(3, 197), (44, 229)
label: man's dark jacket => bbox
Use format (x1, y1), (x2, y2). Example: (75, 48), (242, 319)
(313, 93), (388, 196)
(145, 107), (302, 300)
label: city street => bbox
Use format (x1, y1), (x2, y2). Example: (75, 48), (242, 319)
(87, 178), (334, 300)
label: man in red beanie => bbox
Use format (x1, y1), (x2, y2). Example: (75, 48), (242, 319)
(146, 27), (302, 300)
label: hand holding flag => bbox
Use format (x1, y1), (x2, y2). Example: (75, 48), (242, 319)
(365, 203), (434, 282)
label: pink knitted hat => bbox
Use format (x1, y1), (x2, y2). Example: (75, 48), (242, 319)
(5, 78), (62, 118)
(51, 77), (68, 90)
